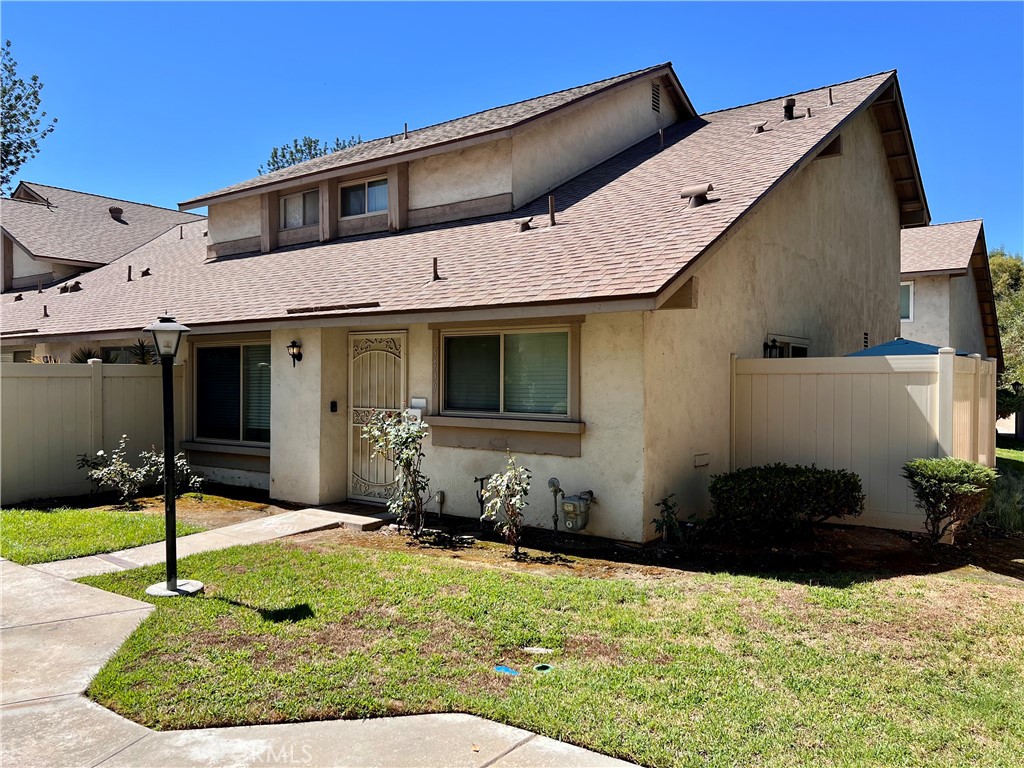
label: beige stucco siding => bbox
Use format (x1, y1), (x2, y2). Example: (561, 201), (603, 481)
(407, 313), (647, 542)
(900, 275), (949, 347)
(511, 77), (678, 208)
(642, 108), (901, 538)
(408, 139), (512, 211)
(948, 269), (987, 355)
(208, 196), (261, 244)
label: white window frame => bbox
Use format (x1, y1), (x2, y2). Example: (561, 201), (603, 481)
(339, 176), (388, 219)
(191, 340), (272, 447)
(764, 333), (810, 358)
(439, 326), (573, 421)
(278, 189), (320, 231)
(900, 281), (914, 322)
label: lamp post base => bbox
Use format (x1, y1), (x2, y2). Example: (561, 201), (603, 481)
(145, 579), (205, 597)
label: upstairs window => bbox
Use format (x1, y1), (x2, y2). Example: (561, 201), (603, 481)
(900, 281), (914, 321)
(280, 190), (319, 230)
(341, 178), (388, 217)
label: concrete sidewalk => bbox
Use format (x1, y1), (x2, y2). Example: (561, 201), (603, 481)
(28, 507), (380, 580)
(0, 521), (636, 767)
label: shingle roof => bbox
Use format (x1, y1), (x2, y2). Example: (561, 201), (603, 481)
(180, 63), (687, 208)
(900, 220), (983, 274)
(1, 183), (204, 266)
(1, 71), (897, 341)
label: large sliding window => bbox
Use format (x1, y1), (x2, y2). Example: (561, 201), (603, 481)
(195, 343), (271, 443)
(443, 329), (569, 417)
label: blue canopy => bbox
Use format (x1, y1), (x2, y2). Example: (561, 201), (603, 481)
(847, 338), (969, 357)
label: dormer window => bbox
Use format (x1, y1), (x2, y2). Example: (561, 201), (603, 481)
(280, 190), (319, 230)
(340, 178), (388, 218)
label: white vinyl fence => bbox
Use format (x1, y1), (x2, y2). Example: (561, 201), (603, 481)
(731, 349), (997, 532)
(0, 361), (184, 505)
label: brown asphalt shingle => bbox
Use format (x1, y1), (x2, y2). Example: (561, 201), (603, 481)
(900, 220), (983, 274)
(1, 71), (895, 341)
(1, 183), (204, 266)
(180, 63), (680, 208)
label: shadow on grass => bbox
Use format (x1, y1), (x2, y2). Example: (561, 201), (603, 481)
(210, 596), (315, 623)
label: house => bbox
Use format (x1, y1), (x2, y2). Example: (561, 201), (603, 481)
(0, 63), (930, 542)
(0, 181), (203, 293)
(899, 220), (1003, 369)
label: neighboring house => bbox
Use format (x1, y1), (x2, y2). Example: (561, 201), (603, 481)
(1, 181), (203, 293)
(0, 63), (930, 542)
(900, 220), (1003, 370)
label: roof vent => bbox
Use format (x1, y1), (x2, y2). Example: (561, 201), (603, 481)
(805, 107), (813, 118)
(109, 206), (124, 221)
(69, 281), (82, 293)
(651, 82), (661, 113)
(750, 121), (768, 135)
(515, 216), (533, 233)
(783, 98), (796, 120)
(13, 293), (23, 301)
(827, 87), (834, 107)
(680, 183), (714, 209)
(140, 268), (152, 277)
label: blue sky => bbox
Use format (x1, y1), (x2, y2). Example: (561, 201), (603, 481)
(4, 1), (1022, 253)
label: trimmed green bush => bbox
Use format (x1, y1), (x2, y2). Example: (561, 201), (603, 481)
(707, 463), (864, 542)
(902, 457), (998, 543)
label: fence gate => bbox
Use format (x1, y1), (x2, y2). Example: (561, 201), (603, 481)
(348, 332), (407, 503)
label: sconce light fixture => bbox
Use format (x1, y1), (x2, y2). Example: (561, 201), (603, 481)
(1013, 381), (1022, 396)
(763, 338), (780, 359)
(286, 340), (303, 367)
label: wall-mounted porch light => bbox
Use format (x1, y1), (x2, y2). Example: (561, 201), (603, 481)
(763, 338), (780, 358)
(286, 340), (303, 367)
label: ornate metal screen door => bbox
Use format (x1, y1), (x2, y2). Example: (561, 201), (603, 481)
(349, 332), (407, 503)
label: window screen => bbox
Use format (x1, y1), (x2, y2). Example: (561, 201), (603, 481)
(444, 335), (500, 411)
(900, 283), (912, 320)
(366, 179), (388, 212)
(504, 332), (568, 414)
(243, 345), (271, 442)
(341, 184), (366, 217)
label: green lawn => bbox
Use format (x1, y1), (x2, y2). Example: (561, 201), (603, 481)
(0, 507), (204, 564)
(986, 435), (1024, 533)
(997, 435), (1023, 474)
(81, 541), (1024, 768)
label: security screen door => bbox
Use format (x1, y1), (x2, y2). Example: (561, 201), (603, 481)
(349, 332), (407, 502)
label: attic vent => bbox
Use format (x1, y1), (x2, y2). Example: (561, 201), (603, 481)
(514, 216), (533, 233)
(108, 206), (124, 221)
(815, 134), (843, 160)
(680, 183), (714, 209)
(651, 82), (661, 113)
(750, 121), (768, 135)
(783, 98), (796, 121)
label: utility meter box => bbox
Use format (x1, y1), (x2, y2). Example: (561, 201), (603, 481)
(561, 495), (591, 531)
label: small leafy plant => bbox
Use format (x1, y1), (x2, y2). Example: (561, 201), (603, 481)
(76, 435), (150, 505)
(69, 347), (101, 364)
(362, 409), (430, 535)
(651, 493), (698, 546)
(482, 453), (531, 558)
(139, 447), (204, 500)
(903, 457), (999, 544)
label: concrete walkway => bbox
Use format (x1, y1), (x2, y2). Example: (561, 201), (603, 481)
(0, 513), (635, 767)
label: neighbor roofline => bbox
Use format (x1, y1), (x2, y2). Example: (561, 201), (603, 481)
(900, 268), (969, 278)
(656, 71), (925, 308)
(179, 63), (692, 211)
(15, 181), (207, 218)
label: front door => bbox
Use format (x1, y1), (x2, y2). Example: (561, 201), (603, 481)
(349, 332), (407, 503)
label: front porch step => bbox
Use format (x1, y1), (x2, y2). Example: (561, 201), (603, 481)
(314, 505), (395, 531)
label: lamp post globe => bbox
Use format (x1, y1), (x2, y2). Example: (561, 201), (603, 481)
(142, 315), (203, 598)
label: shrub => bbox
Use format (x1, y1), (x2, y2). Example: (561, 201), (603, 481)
(76, 435), (150, 504)
(361, 409), (430, 535)
(707, 464), (864, 542)
(902, 458), (999, 543)
(139, 447), (204, 500)
(975, 470), (1024, 535)
(483, 453), (531, 558)
(651, 493), (698, 547)
(69, 347), (100, 364)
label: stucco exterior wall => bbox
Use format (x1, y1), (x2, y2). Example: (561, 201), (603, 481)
(511, 77), (678, 208)
(900, 275), (949, 348)
(642, 108), (901, 539)
(208, 196), (261, 244)
(405, 313), (647, 542)
(948, 269), (987, 355)
(408, 139), (512, 211)
(269, 327), (349, 504)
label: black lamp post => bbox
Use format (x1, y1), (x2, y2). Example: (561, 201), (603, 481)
(143, 315), (203, 597)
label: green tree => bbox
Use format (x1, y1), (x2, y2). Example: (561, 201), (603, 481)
(1, 40), (58, 194)
(257, 135), (360, 175)
(991, 247), (1024, 415)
